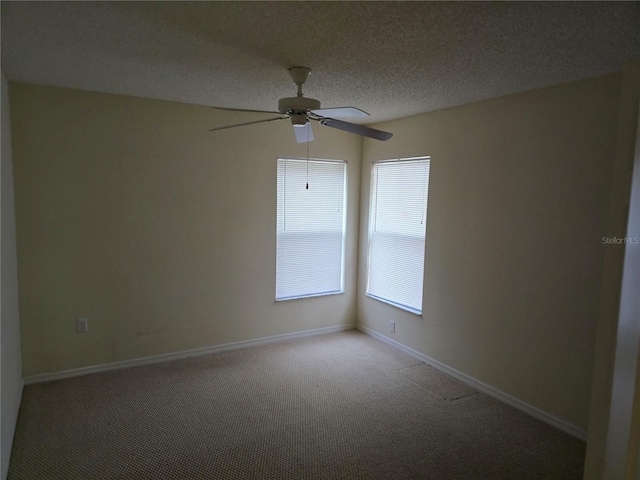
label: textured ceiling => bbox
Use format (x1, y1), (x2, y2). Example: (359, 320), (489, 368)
(2, 1), (639, 124)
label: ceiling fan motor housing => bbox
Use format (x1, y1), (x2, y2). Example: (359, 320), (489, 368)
(278, 96), (321, 114)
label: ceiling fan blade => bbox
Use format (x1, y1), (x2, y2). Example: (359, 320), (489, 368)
(209, 116), (288, 132)
(211, 106), (283, 115)
(310, 107), (369, 118)
(319, 118), (393, 141)
(294, 122), (314, 143)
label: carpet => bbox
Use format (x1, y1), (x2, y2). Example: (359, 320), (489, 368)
(8, 330), (585, 479)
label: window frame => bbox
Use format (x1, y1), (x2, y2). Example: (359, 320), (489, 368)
(365, 156), (431, 315)
(275, 157), (348, 301)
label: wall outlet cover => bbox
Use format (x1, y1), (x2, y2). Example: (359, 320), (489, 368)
(77, 318), (88, 333)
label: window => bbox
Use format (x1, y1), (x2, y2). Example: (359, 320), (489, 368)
(276, 158), (347, 300)
(366, 157), (430, 314)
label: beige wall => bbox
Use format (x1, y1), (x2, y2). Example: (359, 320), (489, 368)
(10, 74), (625, 434)
(358, 74), (622, 431)
(1, 73), (23, 480)
(11, 83), (361, 377)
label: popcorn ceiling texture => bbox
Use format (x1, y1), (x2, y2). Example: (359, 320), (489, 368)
(1, 1), (639, 123)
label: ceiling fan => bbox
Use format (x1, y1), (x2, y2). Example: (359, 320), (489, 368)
(209, 66), (393, 143)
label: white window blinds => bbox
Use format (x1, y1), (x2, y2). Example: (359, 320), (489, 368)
(367, 157), (430, 314)
(276, 158), (347, 301)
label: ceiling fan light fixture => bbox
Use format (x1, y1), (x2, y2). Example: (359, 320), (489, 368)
(291, 114), (309, 127)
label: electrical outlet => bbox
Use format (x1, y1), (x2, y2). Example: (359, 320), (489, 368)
(389, 320), (395, 333)
(77, 318), (88, 333)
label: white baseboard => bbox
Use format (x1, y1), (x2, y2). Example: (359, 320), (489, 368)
(357, 325), (587, 441)
(23, 324), (356, 386)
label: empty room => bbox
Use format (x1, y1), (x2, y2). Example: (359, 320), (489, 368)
(2, 2), (639, 479)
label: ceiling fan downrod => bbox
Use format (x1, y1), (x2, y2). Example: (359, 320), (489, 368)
(278, 67), (320, 118)
(288, 66), (312, 97)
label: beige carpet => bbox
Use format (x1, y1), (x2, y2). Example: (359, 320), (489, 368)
(398, 364), (478, 401)
(8, 330), (585, 479)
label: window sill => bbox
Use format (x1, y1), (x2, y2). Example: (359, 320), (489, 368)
(276, 290), (344, 302)
(365, 293), (422, 316)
